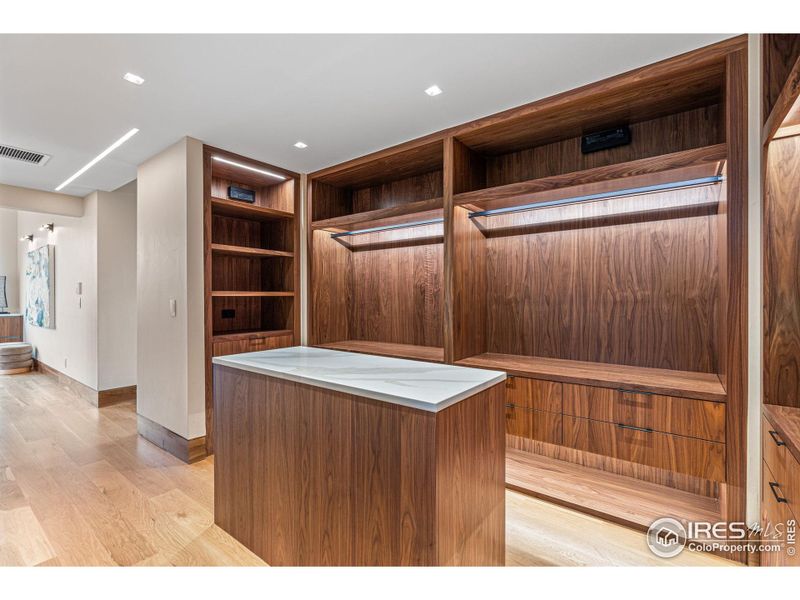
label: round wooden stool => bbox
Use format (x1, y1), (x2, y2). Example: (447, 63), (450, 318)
(0, 342), (33, 375)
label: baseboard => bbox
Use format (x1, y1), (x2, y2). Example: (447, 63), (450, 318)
(34, 359), (136, 408)
(137, 413), (207, 464)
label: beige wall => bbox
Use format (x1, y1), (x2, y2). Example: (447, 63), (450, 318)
(136, 137), (205, 440)
(0, 183), (83, 217)
(0, 208), (19, 312)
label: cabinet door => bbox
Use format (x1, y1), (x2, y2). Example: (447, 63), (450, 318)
(762, 460), (800, 566)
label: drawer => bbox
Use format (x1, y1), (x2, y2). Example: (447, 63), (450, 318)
(213, 333), (293, 357)
(762, 416), (800, 519)
(761, 460), (800, 566)
(505, 377), (562, 413)
(505, 404), (562, 445)
(563, 383), (725, 443)
(562, 415), (726, 481)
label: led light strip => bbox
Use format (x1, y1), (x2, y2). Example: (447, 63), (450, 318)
(55, 128), (139, 192)
(468, 176), (724, 218)
(212, 156), (286, 180)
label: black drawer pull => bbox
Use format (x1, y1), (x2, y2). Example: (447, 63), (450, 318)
(617, 388), (654, 396)
(616, 423), (654, 433)
(768, 430), (786, 447)
(769, 481), (789, 503)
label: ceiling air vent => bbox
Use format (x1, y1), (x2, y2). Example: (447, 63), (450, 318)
(0, 144), (51, 166)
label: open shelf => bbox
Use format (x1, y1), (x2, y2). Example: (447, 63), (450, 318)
(764, 49), (800, 143)
(211, 197), (293, 222)
(457, 353), (726, 402)
(211, 243), (294, 258)
(315, 340), (444, 363)
(506, 449), (722, 532)
(212, 328), (294, 343)
(211, 291), (294, 297)
(312, 197), (443, 234)
(453, 144), (727, 215)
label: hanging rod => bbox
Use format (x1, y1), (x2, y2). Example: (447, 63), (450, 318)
(330, 217), (444, 238)
(467, 175), (724, 218)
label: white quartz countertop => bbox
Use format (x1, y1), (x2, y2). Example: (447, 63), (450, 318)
(212, 346), (506, 412)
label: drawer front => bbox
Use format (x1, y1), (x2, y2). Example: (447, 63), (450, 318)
(213, 333), (293, 357)
(762, 416), (800, 519)
(562, 415), (726, 481)
(563, 383), (725, 443)
(506, 377), (562, 413)
(761, 461), (800, 566)
(505, 405), (562, 445)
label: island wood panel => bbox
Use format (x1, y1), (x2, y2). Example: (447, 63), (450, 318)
(562, 415), (726, 482)
(764, 135), (800, 408)
(505, 376), (562, 413)
(483, 190), (720, 373)
(477, 104), (722, 190)
(506, 435), (719, 498)
(213, 365), (505, 566)
(562, 383), (726, 443)
(348, 224), (443, 348)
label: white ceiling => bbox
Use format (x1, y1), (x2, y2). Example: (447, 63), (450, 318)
(0, 34), (734, 197)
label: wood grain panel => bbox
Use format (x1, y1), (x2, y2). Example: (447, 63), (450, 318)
(0, 315), (23, 342)
(484, 187), (720, 373)
(764, 404), (800, 466)
(562, 415), (725, 481)
(351, 170), (442, 214)
(213, 365), (505, 565)
(309, 229), (352, 344)
(505, 377), (562, 413)
(563, 383), (725, 443)
(763, 35), (800, 124)
(761, 460), (800, 566)
(212, 332), (293, 357)
(764, 136), (800, 407)
(314, 340), (443, 363)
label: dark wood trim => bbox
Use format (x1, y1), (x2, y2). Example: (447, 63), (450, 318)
(34, 359), (136, 408)
(137, 413), (207, 464)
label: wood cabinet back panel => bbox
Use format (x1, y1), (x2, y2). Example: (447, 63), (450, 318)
(211, 176), (294, 213)
(505, 376), (562, 412)
(483, 105), (722, 189)
(485, 195), (720, 373)
(563, 383), (725, 443)
(351, 170), (442, 214)
(562, 415), (725, 481)
(764, 136), (800, 407)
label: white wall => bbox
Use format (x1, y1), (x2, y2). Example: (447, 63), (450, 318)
(137, 137), (205, 440)
(0, 208), (19, 312)
(97, 182), (138, 390)
(18, 195), (99, 389)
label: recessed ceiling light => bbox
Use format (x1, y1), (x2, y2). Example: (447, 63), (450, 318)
(424, 85), (443, 97)
(55, 128), (139, 192)
(212, 156), (286, 180)
(123, 72), (145, 85)
(293, 142), (308, 149)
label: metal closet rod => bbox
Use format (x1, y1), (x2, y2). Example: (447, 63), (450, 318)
(467, 175), (725, 218)
(330, 217), (444, 238)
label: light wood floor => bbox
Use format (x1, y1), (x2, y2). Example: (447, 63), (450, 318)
(0, 371), (732, 567)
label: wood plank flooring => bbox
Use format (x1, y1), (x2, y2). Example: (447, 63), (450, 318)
(0, 371), (733, 566)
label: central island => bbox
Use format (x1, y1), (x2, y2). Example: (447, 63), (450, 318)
(212, 346), (506, 566)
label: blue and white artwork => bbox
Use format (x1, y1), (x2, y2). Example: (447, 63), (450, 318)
(25, 244), (55, 329)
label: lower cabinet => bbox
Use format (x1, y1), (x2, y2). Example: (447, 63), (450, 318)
(504, 375), (728, 482)
(212, 333), (294, 357)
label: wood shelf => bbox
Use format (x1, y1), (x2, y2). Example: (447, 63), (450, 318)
(211, 197), (293, 222)
(211, 243), (294, 258)
(315, 340), (444, 363)
(457, 353), (726, 402)
(210, 291), (294, 298)
(311, 197), (443, 233)
(212, 328), (293, 343)
(506, 449), (722, 532)
(454, 144), (727, 214)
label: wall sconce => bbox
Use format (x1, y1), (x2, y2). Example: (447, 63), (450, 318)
(20, 234), (33, 242)
(39, 223), (54, 232)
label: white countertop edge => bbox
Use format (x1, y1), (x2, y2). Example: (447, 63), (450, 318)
(211, 355), (507, 413)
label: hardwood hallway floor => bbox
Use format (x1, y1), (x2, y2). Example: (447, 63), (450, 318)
(0, 371), (731, 566)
